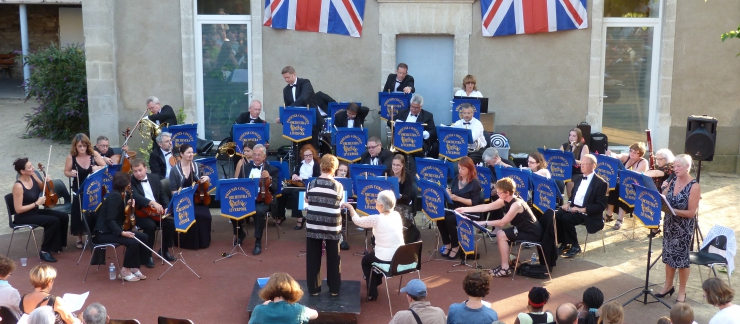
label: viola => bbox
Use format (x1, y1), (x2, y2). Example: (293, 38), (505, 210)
(122, 185), (136, 231)
(135, 205), (163, 222)
(36, 163), (58, 208)
(194, 170), (211, 206)
(257, 171), (273, 205)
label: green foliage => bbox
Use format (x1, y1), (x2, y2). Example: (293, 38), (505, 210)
(721, 25), (740, 57)
(176, 106), (187, 124)
(20, 43), (88, 139)
(136, 107), (186, 166)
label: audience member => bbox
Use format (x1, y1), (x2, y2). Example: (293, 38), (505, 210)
(0, 255), (21, 318)
(703, 277), (740, 324)
(447, 270), (499, 324)
(670, 303), (696, 324)
(20, 265), (77, 324)
(597, 302), (623, 324)
(82, 303), (108, 324)
(555, 303), (578, 324)
(575, 286), (603, 324)
(28, 305), (56, 324)
(389, 279), (445, 324)
(655, 316), (671, 324)
(249, 272), (318, 324)
(514, 287), (553, 324)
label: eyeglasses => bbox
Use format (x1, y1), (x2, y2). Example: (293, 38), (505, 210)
(367, 145), (379, 150)
(527, 160), (537, 164)
(656, 157), (666, 161)
(304, 154), (313, 157)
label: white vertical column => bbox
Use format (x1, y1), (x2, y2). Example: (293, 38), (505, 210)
(19, 4), (30, 94)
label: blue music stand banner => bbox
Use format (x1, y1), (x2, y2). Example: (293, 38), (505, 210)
(633, 184), (662, 229)
(418, 179), (450, 221)
(451, 98), (481, 123)
(232, 123), (270, 152)
(476, 166), (493, 202)
(539, 148), (574, 181)
(531, 173), (561, 214)
(168, 185), (197, 233)
(349, 164), (386, 180)
(437, 125), (472, 162)
(355, 177), (398, 215)
(101, 164), (121, 194)
(164, 124), (197, 150)
(79, 167), (107, 212)
(618, 169), (657, 208)
(218, 178), (259, 221)
(416, 158), (452, 186)
(268, 160), (289, 197)
(595, 154), (625, 190)
(495, 166), (532, 202)
(195, 157), (218, 196)
(334, 177), (354, 197)
(279, 106), (315, 142)
(393, 121), (424, 154)
(333, 127), (368, 163)
(378, 92), (411, 121)
(456, 213), (477, 256)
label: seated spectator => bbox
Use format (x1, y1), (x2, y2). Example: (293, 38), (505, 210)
(447, 270), (498, 324)
(0, 255), (21, 318)
(249, 272), (318, 324)
(575, 286), (603, 324)
(335, 162), (349, 178)
(597, 302), (623, 324)
(656, 316), (671, 324)
(28, 305), (56, 324)
(20, 265), (78, 324)
(555, 303), (578, 324)
(670, 303), (697, 324)
(702, 277), (740, 324)
(389, 279), (445, 324)
(82, 303), (108, 324)
(514, 287), (553, 324)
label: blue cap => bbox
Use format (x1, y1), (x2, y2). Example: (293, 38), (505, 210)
(400, 279), (427, 297)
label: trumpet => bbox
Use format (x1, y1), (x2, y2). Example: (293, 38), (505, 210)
(216, 142), (245, 158)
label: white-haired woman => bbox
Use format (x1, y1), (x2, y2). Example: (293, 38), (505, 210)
(644, 148), (676, 237)
(343, 190), (404, 301)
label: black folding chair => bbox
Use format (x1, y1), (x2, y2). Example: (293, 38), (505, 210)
(4, 193), (40, 257)
(157, 316), (195, 324)
(78, 212), (123, 283)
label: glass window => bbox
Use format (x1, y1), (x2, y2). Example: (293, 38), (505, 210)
(201, 23), (250, 141)
(197, 0), (250, 15)
(601, 26), (654, 146)
(604, 0), (660, 18)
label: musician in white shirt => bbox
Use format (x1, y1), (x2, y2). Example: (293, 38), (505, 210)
(454, 75), (484, 98)
(452, 103), (486, 164)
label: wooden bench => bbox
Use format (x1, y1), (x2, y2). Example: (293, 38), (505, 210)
(0, 54), (15, 78)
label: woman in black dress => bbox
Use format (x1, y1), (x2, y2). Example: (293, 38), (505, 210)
(63, 133), (106, 249)
(559, 128), (589, 198)
(12, 158), (68, 262)
(458, 177), (543, 277)
(169, 144), (212, 249)
(655, 154), (700, 303)
(384, 154), (415, 208)
(439, 156), (482, 260)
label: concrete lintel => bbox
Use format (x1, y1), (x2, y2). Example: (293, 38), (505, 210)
(0, 0), (81, 4)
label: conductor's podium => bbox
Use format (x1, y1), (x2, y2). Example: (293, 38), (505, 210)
(247, 280), (361, 323)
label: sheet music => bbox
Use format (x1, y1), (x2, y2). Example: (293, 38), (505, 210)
(659, 194), (677, 216)
(62, 291), (89, 312)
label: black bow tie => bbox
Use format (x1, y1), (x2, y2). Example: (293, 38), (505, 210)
(463, 122), (471, 125)
(290, 84), (296, 88)
(164, 152), (171, 156)
(140, 178), (148, 183)
(582, 176), (588, 180)
(253, 164), (263, 169)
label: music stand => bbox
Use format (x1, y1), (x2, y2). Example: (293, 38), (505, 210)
(620, 185), (673, 309)
(215, 178), (262, 263)
(448, 210), (486, 272)
(158, 231), (201, 280)
(157, 186), (202, 279)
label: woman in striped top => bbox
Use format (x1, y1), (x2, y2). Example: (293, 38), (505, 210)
(304, 154), (344, 296)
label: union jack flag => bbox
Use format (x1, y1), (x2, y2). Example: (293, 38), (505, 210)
(263, 0), (365, 38)
(481, 0), (588, 37)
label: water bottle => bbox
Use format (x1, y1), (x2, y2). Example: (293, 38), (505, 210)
(109, 263), (116, 280)
(531, 252), (538, 265)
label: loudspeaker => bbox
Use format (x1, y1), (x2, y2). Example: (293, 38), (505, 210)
(577, 122), (591, 149)
(590, 132), (608, 156)
(685, 115), (717, 162)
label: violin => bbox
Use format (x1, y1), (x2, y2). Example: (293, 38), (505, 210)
(194, 166), (211, 206)
(120, 128), (134, 173)
(122, 185), (136, 231)
(257, 170), (273, 205)
(135, 205), (163, 222)
(36, 163), (58, 208)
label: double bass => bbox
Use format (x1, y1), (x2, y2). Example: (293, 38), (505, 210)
(36, 163), (58, 208)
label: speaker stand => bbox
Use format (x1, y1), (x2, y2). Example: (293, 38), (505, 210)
(691, 161), (704, 251)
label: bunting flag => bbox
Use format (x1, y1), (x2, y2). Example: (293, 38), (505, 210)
(633, 184), (662, 229)
(263, 0), (366, 37)
(539, 148), (574, 181)
(233, 123), (270, 152)
(219, 178), (259, 221)
(164, 124), (197, 150)
(168, 185), (198, 233)
(378, 92), (411, 121)
(481, 0), (588, 37)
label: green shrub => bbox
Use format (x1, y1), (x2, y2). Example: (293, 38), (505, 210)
(20, 43), (88, 140)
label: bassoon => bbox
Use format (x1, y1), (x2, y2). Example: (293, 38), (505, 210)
(646, 129), (656, 170)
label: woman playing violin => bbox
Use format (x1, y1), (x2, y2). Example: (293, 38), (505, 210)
(169, 143), (212, 249)
(12, 158), (69, 262)
(63, 133), (106, 249)
(234, 140), (256, 178)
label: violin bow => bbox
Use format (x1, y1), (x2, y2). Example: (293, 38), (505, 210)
(42, 145), (52, 196)
(122, 106), (152, 147)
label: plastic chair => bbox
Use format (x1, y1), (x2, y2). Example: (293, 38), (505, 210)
(4, 193), (40, 257)
(110, 319), (141, 324)
(690, 225), (735, 285)
(157, 316), (195, 324)
(78, 212), (123, 283)
(0, 306), (19, 324)
(369, 241), (423, 317)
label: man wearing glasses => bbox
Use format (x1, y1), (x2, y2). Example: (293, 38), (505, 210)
(359, 137), (393, 170)
(333, 102), (370, 129)
(94, 136), (129, 165)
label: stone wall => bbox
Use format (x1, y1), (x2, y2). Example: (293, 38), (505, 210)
(0, 4), (65, 79)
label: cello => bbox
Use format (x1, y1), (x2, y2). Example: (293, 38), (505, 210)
(36, 163), (58, 208)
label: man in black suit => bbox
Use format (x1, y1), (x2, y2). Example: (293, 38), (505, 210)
(383, 63), (415, 94)
(333, 102), (370, 129)
(146, 96), (178, 150)
(555, 154), (608, 258)
(130, 159), (176, 266)
(148, 132), (173, 181)
(281, 66), (314, 107)
(231, 100), (267, 139)
(359, 136), (393, 170)
(236, 144), (279, 255)
(386, 94), (438, 162)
